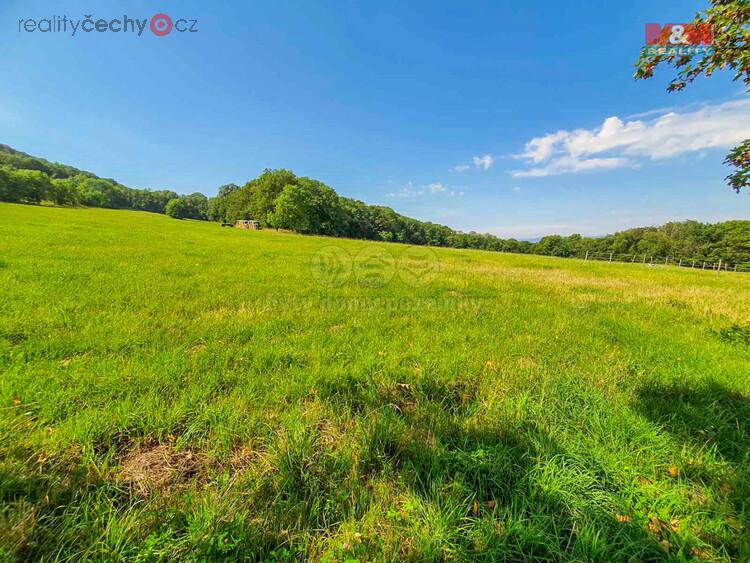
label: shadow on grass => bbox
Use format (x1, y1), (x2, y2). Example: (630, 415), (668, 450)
(12, 378), (749, 560)
(320, 377), (670, 561)
(0, 451), (102, 558)
(0, 445), (290, 561)
(634, 381), (750, 558)
(634, 381), (749, 467)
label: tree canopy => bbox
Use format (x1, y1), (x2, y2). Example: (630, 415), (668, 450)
(207, 169), (750, 268)
(0, 145), (178, 212)
(165, 193), (209, 220)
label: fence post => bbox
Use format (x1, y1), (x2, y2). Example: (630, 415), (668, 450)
(584, 251), (589, 261)
(691, 260), (695, 268)
(702, 262), (706, 269)
(609, 252), (613, 262)
(642, 255), (646, 264)
(631, 254), (636, 262)
(717, 258), (722, 275)
(678, 259), (682, 267)
(665, 256), (669, 265)
(650, 256), (653, 265)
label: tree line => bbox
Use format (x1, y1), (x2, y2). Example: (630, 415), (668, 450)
(203, 169), (750, 268)
(0, 144), (179, 213)
(1, 144), (749, 267)
(531, 222), (750, 268)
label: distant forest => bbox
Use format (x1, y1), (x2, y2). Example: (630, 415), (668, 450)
(2, 144), (749, 268)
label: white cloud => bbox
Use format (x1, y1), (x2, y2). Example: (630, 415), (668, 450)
(387, 181), (462, 199)
(510, 99), (750, 178)
(512, 156), (633, 178)
(451, 154), (495, 172)
(625, 106), (677, 120)
(520, 130), (568, 164)
(473, 154), (494, 170)
(387, 181), (421, 199)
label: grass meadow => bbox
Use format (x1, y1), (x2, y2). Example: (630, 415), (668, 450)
(1, 202), (749, 561)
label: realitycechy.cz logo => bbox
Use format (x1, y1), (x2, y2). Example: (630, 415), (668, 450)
(17, 13), (197, 36)
(644, 23), (714, 56)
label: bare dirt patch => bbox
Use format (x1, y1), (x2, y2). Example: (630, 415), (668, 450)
(117, 444), (199, 495)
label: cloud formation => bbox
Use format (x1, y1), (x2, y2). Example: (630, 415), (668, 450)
(510, 99), (750, 178)
(451, 154), (494, 172)
(473, 154), (494, 170)
(387, 182), (463, 199)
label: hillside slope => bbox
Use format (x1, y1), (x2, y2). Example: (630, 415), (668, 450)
(3, 143), (750, 267)
(1, 203), (749, 560)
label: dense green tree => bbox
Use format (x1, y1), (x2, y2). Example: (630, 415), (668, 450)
(707, 220), (750, 267)
(242, 169), (298, 225)
(537, 235), (574, 257)
(267, 184), (315, 232)
(126, 188), (179, 213)
(165, 193), (209, 220)
(207, 184), (240, 221)
(267, 180), (347, 235)
(49, 178), (78, 205)
(0, 167), (16, 202)
(725, 140), (750, 193)
(636, 231), (673, 258)
(0, 168), (52, 203)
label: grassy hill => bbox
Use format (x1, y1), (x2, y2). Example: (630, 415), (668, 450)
(1, 203), (749, 561)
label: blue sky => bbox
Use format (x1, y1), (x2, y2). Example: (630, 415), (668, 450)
(1, 0), (748, 239)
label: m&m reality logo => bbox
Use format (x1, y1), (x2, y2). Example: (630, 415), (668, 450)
(644, 23), (714, 56)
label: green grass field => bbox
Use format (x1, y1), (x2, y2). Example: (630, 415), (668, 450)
(1, 203), (749, 561)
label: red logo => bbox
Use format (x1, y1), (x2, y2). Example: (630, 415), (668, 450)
(645, 23), (713, 46)
(150, 13), (173, 36)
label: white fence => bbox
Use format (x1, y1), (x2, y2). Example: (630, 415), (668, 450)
(582, 251), (750, 273)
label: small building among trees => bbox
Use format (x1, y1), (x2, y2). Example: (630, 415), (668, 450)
(235, 219), (262, 230)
